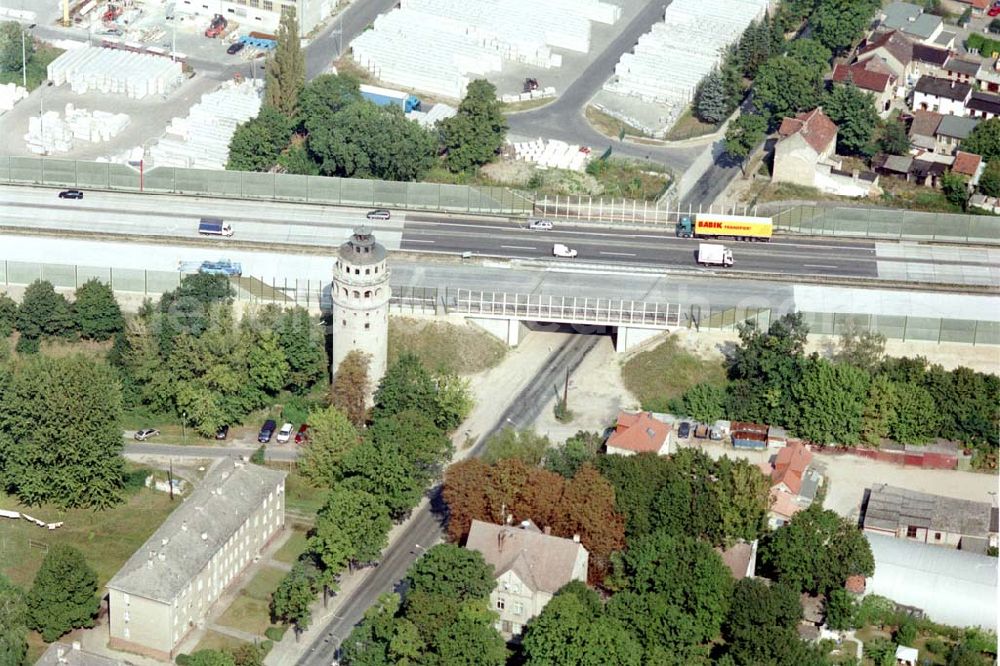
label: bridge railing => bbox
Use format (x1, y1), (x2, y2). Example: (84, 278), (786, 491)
(450, 289), (682, 328)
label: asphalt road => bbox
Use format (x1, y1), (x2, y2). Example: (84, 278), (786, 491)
(124, 443), (300, 461)
(295, 334), (600, 666)
(0, 186), (881, 280)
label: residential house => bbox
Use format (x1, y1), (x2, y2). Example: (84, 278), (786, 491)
(832, 61), (896, 115)
(952, 150), (984, 186)
(773, 108), (837, 187)
(863, 532), (997, 628)
(952, 0), (990, 15)
(908, 109), (943, 151)
(966, 90), (1000, 119)
(976, 58), (1000, 93)
(465, 519), (588, 638)
(106, 459), (287, 661)
(861, 483), (996, 552)
(37, 642), (126, 666)
(909, 153), (951, 187)
(934, 114), (979, 153)
(605, 410), (671, 456)
(912, 75), (972, 115)
(873, 153), (915, 181)
(857, 30), (915, 82)
(879, 3), (952, 47)
(912, 43), (950, 81)
(761, 442), (821, 528)
(943, 56), (980, 84)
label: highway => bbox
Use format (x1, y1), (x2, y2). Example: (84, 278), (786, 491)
(0, 185), (883, 280)
(295, 334), (601, 666)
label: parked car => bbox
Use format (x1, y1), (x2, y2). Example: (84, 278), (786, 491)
(677, 422), (691, 439)
(58, 189), (84, 199)
(227, 41), (245, 55)
(276, 422), (294, 443)
(366, 209), (391, 220)
(990, 1), (1000, 16)
(294, 424), (310, 444)
(694, 424), (710, 439)
(528, 218), (553, 231)
(134, 428), (160, 441)
(215, 425), (230, 440)
(552, 243), (578, 258)
(258, 419), (276, 443)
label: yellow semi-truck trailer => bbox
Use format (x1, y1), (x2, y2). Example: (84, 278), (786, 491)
(676, 214), (773, 241)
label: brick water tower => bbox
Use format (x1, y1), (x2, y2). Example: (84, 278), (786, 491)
(331, 227), (391, 401)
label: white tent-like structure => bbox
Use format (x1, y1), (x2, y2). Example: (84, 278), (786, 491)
(863, 533), (997, 629)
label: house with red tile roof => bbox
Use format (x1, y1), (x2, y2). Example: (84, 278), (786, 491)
(605, 411), (671, 456)
(833, 62), (896, 116)
(771, 441), (813, 495)
(952, 150), (983, 181)
(761, 442), (823, 529)
(857, 30), (915, 81)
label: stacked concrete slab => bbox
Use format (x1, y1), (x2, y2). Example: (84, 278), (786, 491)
(0, 82), (28, 112)
(351, 0), (619, 99)
(23, 104), (130, 154)
(510, 138), (591, 172)
(147, 80), (262, 170)
(46, 46), (183, 99)
(602, 0), (768, 132)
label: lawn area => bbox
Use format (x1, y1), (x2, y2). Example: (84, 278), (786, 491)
(664, 107), (720, 141)
(279, 467), (328, 521)
(585, 105), (648, 140)
(621, 335), (727, 413)
(0, 472), (178, 589)
(585, 157), (671, 201)
(216, 565), (286, 636)
(273, 528), (309, 564)
(0, 44), (64, 91)
(191, 630), (249, 654)
(389, 317), (507, 375)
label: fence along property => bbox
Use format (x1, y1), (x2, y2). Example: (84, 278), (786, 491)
(0, 260), (996, 345)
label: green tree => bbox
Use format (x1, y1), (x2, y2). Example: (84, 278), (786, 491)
(960, 116), (1000, 161)
(313, 486), (391, 570)
(0, 573), (27, 666)
(341, 440), (424, 519)
(278, 141), (320, 175)
(0, 354), (125, 508)
(860, 374), (896, 446)
(264, 7), (305, 117)
(754, 57), (823, 123)
(824, 588), (857, 630)
(679, 382), (727, 423)
(595, 453), (674, 539)
(696, 69), (730, 124)
(273, 306), (325, 394)
(978, 160), (1000, 197)
(16, 279), (74, 345)
(725, 578), (801, 644)
(188, 650), (236, 666)
(724, 112), (767, 174)
(940, 170), (969, 209)
(544, 431), (602, 478)
(26, 544), (98, 642)
(297, 405), (361, 486)
(785, 38), (832, 73)
(791, 357), (870, 445)
(331, 350), (371, 428)
(270, 561), (316, 638)
(229, 643), (265, 666)
(759, 505), (874, 595)
(836, 322), (886, 372)
(894, 617), (917, 646)
(297, 73), (362, 129)
(433, 371), (473, 431)
(372, 353), (437, 421)
(0, 293), (16, 337)
(369, 409), (452, 487)
(879, 118), (911, 156)
(339, 593), (403, 666)
(432, 616), (507, 666)
(813, 0), (881, 55)
(73, 278), (123, 341)
(405, 544), (495, 601)
(888, 381), (938, 445)
(0, 21), (32, 73)
(824, 82), (878, 155)
(441, 79), (508, 173)
(226, 105), (293, 172)
(481, 427), (551, 466)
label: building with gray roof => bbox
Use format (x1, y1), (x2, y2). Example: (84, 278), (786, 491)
(465, 519), (588, 637)
(864, 532), (997, 628)
(880, 2), (944, 43)
(36, 642), (127, 666)
(862, 483), (995, 552)
(107, 458), (287, 660)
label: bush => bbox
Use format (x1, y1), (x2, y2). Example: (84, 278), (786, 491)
(176, 655), (193, 666)
(895, 618), (917, 646)
(553, 399), (573, 423)
(281, 395), (313, 425)
(991, 18), (1000, 34)
(122, 468), (149, 494)
(925, 638), (947, 655)
(264, 625), (287, 642)
(260, 640), (274, 655)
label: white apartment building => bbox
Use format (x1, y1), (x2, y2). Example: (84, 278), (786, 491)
(106, 458), (286, 661)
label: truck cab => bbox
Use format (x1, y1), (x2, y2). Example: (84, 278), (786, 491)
(676, 216), (694, 238)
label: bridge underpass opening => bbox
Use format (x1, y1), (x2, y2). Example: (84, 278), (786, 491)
(467, 319), (667, 352)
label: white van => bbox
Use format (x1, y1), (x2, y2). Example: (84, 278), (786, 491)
(552, 243), (578, 258)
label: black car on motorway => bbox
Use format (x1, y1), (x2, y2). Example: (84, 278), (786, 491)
(58, 189), (84, 199)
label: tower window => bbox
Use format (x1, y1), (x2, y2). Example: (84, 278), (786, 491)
(365, 268), (370, 275)
(355, 268), (360, 275)
(364, 323), (370, 330)
(364, 290), (372, 298)
(353, 290), (360, 298)
(341, 320), (346, 327)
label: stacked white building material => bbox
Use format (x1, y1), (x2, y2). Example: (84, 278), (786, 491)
(0, 82), (28, 112)
(603, 0), (768, 129)
(510, 138), (591, 172)
(146, 80), (262, 170)
(406, 103), (458, 128)
(501, 86), (557, 104)
(23, 104), (131, 153)
(47, 46), (183, 99)
(351, 0), (619, 99)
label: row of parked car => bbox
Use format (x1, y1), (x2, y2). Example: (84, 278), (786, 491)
(676, 420), (723, 441)
(133, 421), (309, 444)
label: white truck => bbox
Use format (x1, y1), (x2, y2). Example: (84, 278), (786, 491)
(697, 243), (734, 267)
(552, 243), (578, 258)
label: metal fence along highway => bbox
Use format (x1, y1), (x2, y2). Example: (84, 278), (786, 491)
(0, 259), (996, 345)
(0, 156), (534, 215)
(770, 203), (1000, 245)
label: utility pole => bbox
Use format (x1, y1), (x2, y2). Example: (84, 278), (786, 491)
(168, 459), (174, 501)
(562, 367), (569, 411)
